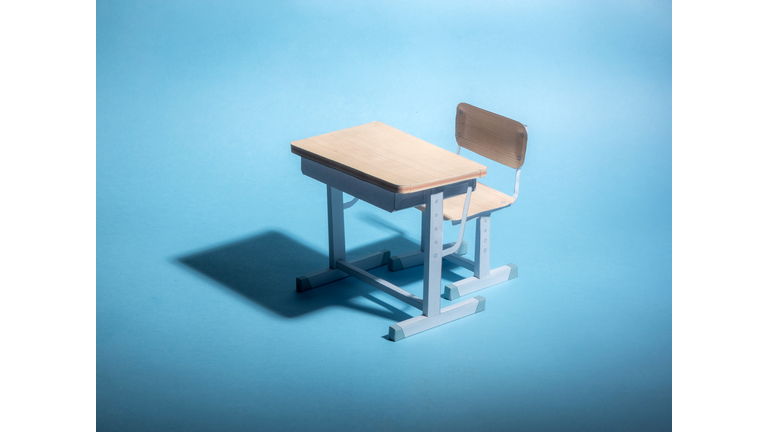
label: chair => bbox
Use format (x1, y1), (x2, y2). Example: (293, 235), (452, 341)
(388, 102), (528, 300)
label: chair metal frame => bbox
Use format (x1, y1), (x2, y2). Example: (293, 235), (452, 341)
(388, 103), (528, 300)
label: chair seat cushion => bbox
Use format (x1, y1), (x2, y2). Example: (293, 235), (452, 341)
(416, 182), (515, 221)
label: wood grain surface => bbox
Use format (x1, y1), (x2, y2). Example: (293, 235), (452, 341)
(455, 103), (527, 169)
(416, 182), (514, 221)
(291, 121), (487, 194)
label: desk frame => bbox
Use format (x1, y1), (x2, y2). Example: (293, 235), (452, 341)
(297, 159), (485, 341)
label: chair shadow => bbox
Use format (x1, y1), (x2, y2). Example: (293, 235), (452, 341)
(175, 230), (438, 321)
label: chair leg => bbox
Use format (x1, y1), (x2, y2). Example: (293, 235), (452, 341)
(442, 216), (517, 300)
(474, 215), (491, 279)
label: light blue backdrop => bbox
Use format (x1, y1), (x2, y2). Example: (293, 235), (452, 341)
(97, 1), (671, 430)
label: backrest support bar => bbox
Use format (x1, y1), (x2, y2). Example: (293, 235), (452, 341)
(455, 103), (528, 169)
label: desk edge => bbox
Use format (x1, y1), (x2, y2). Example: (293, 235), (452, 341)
(291, 145), (486, 194)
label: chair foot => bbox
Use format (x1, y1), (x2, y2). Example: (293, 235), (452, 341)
(388, 296), (485, 341)
(296, 250), (390, 292)
(442, 264), (517, 300)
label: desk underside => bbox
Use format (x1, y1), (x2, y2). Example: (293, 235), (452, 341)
(301, 158), (476, 212)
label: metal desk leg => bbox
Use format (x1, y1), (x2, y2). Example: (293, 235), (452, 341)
(423, 190), (444, 317)
(388, 189), (485, 341)
(385, 196), (467, 272)
(296, 186), (389, 292)
(297, 186), (483, 341)
(327, 185), (346, 268)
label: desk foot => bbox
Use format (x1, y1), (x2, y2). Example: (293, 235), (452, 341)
(296, 250), (390, 292)
(388, 241), (468, 272)
(388, 296), (485, 341)
(443, 264), (517, 300)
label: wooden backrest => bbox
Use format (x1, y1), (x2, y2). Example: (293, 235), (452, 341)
(455, 103), (528, 169)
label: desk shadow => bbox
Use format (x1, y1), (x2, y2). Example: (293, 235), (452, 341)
(175, 230), (425, 321)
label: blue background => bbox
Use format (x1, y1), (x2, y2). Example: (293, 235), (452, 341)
(97, 1), (671, 430)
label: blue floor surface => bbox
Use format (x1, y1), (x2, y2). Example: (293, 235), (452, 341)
(98, 1), (671, 430)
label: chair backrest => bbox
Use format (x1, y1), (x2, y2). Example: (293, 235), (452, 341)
(455, 103), (528, 169)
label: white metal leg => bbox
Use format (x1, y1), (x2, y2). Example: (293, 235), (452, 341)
(336, 260), (423, 309)
(386, 192), (486, 341)
(296, 250), (390, 292)
(474, 216), (491, 278)
(443, 215), (518, 300)
(296, 186), (393, 292)
(297, 185), (486, 341)
(423, 190), (443, 317)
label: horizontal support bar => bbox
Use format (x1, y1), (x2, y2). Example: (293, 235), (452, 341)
(336, 260), (423, 309)
(296, 250), (390, 292)
(387, 241), (468, 272)
(388, 296), (486, 341)
(443, 253), (475, 271)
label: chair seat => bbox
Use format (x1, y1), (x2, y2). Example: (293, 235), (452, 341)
(416, 182), (514, 221)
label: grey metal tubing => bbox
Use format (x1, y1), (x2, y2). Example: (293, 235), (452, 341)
(512, 168), (521, 201)
(343, 197), (359, 209)
(297, 250), (390, 292)
(327, 186), (346, 268)
(474, 216), (491, 278)
(335, 260), (423, 309)
(423, 189), (444, 317)
(444, 253), (475, 271)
